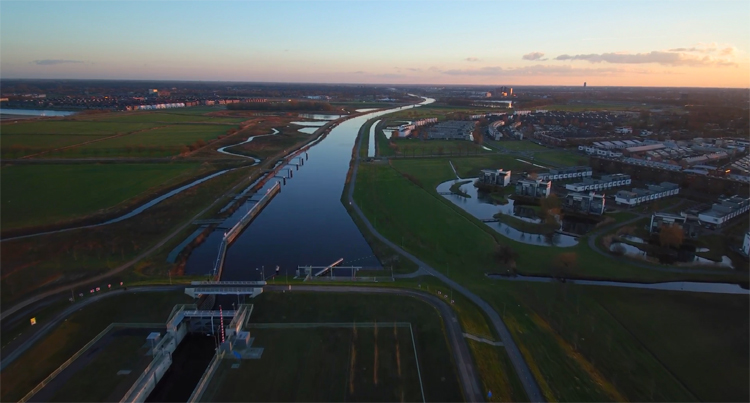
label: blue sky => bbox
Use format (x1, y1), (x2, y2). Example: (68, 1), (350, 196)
(1, 1), (748, 86)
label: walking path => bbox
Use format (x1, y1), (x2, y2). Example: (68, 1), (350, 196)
(463, 333), (504, 346)
(348, 115), (545, 402)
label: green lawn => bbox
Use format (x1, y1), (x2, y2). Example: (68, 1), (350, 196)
(389, 139), (491, 157)
(203, 326), (422, 402)
(85, 112), (245, 124)
(488, 140), (549, 152)
(1, 163), (204, 230)
(1, 121), (157, 136)
(0, 291), (193, 402)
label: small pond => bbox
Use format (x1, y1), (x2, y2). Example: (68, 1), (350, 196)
(609, 241), (734, 269)
(436, 178), (578, 247)
(298, 114), (346, 120)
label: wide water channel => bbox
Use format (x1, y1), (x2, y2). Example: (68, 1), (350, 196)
(184, 99), (433, 280)
(436, 178), (578, 247)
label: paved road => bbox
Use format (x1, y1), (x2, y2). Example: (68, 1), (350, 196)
(265, 285), (484, 402)
(0, 286), (183, 370)
(348, 117), (545, 402)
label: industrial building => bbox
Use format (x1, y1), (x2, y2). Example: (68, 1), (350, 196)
(614, 182), (680, 206)
(565, 174), (631, 192)
(425, 120), (475, 140)
(479, 169), (511, 187)
(563, 192), (605, 215)
(697, 195), (750, 228)
(516, 178), (551, 198)
(537, 166), (592, 181)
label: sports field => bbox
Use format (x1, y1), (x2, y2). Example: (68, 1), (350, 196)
(202, 325), (423, 402)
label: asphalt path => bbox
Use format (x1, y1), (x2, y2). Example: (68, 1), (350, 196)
(265, 285), (484, 402)
(348, 116), (545, 402)
(0, 285), (184, 371)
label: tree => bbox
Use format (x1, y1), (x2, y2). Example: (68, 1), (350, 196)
(659, 224), (684, 249)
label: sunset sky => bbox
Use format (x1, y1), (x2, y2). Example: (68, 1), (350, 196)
(1, 0), (748, 87)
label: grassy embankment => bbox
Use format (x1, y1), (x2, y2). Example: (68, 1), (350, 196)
(0, 291), (193, 402)
(350, 152), (749, 401)
(0, 165), (254, 305)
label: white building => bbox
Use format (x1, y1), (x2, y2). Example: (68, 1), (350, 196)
(743, 231), (750, 256)
(516, 178), (551, 198)
(565, 174), (631, 192)
(480, 169), (511, 187)
(563, 192), (605, 215)
(614, 182), (680, 206)
(537, 166), (592, 181)
(697, 196), (750, 228)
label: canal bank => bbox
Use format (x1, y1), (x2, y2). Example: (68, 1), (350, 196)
(184, 100), (434, 280)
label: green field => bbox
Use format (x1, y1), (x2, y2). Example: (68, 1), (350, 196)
(0, 110), (247, 158)
(389, 139), (492, 157)
(471, 281), (749, 402)
(52, 124), (237, 158)
(1, 163), (205, 230)
(203, 326), (422, 402)
(488, 140), (549, 152)
(247, 292), (463, 402)
(1, 165), (253, 304)
(349, 136), (749, 402)
(0, 291), (193, 402)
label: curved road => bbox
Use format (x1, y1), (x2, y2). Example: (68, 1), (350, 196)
(265, 285), (483, 402)
(0, 285), (183, 370)
(348, 115), (545, 402)
(3, 284), (483, 402)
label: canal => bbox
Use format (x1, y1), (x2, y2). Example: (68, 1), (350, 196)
(185, 99), (433, 280)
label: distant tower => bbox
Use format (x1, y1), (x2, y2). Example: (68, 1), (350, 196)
(509, 88), (513, 96)
(583, 82), (587, 88)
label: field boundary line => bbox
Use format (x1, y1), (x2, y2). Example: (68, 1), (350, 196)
(409, 323), (426, 403)
(247, 322), (411, 329)
(17, 322), (163, 403)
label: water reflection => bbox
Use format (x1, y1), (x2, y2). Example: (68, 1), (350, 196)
(486, 274), (748, 295)
(297, 114), (346, 120)
(290, 121), (327, 126)
(436, 178), (578, 247)
(184, 98), (436, 279)
(609, 242), (734, 268)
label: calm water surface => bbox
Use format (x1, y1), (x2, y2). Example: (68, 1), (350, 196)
(185, 100), (433, 279)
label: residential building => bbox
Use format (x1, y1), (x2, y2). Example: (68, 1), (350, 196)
(516, 178), (551, 198)
(697, 195), (750, 228)
(565, 174), (631, 192)
(614, 182), (680, 206)
(649, 212), (700, 238)
(479, 169), (511, 187)
(537, 166), (592, 181)
(563, 192), (605, 215)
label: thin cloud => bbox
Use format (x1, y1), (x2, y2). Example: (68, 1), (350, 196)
(31, 59), (84, 66)
(555, 51), (736, 67)
(465, 57), (479, 62)
(442, 64), (644, 76)
(522, 52), (546, 61)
